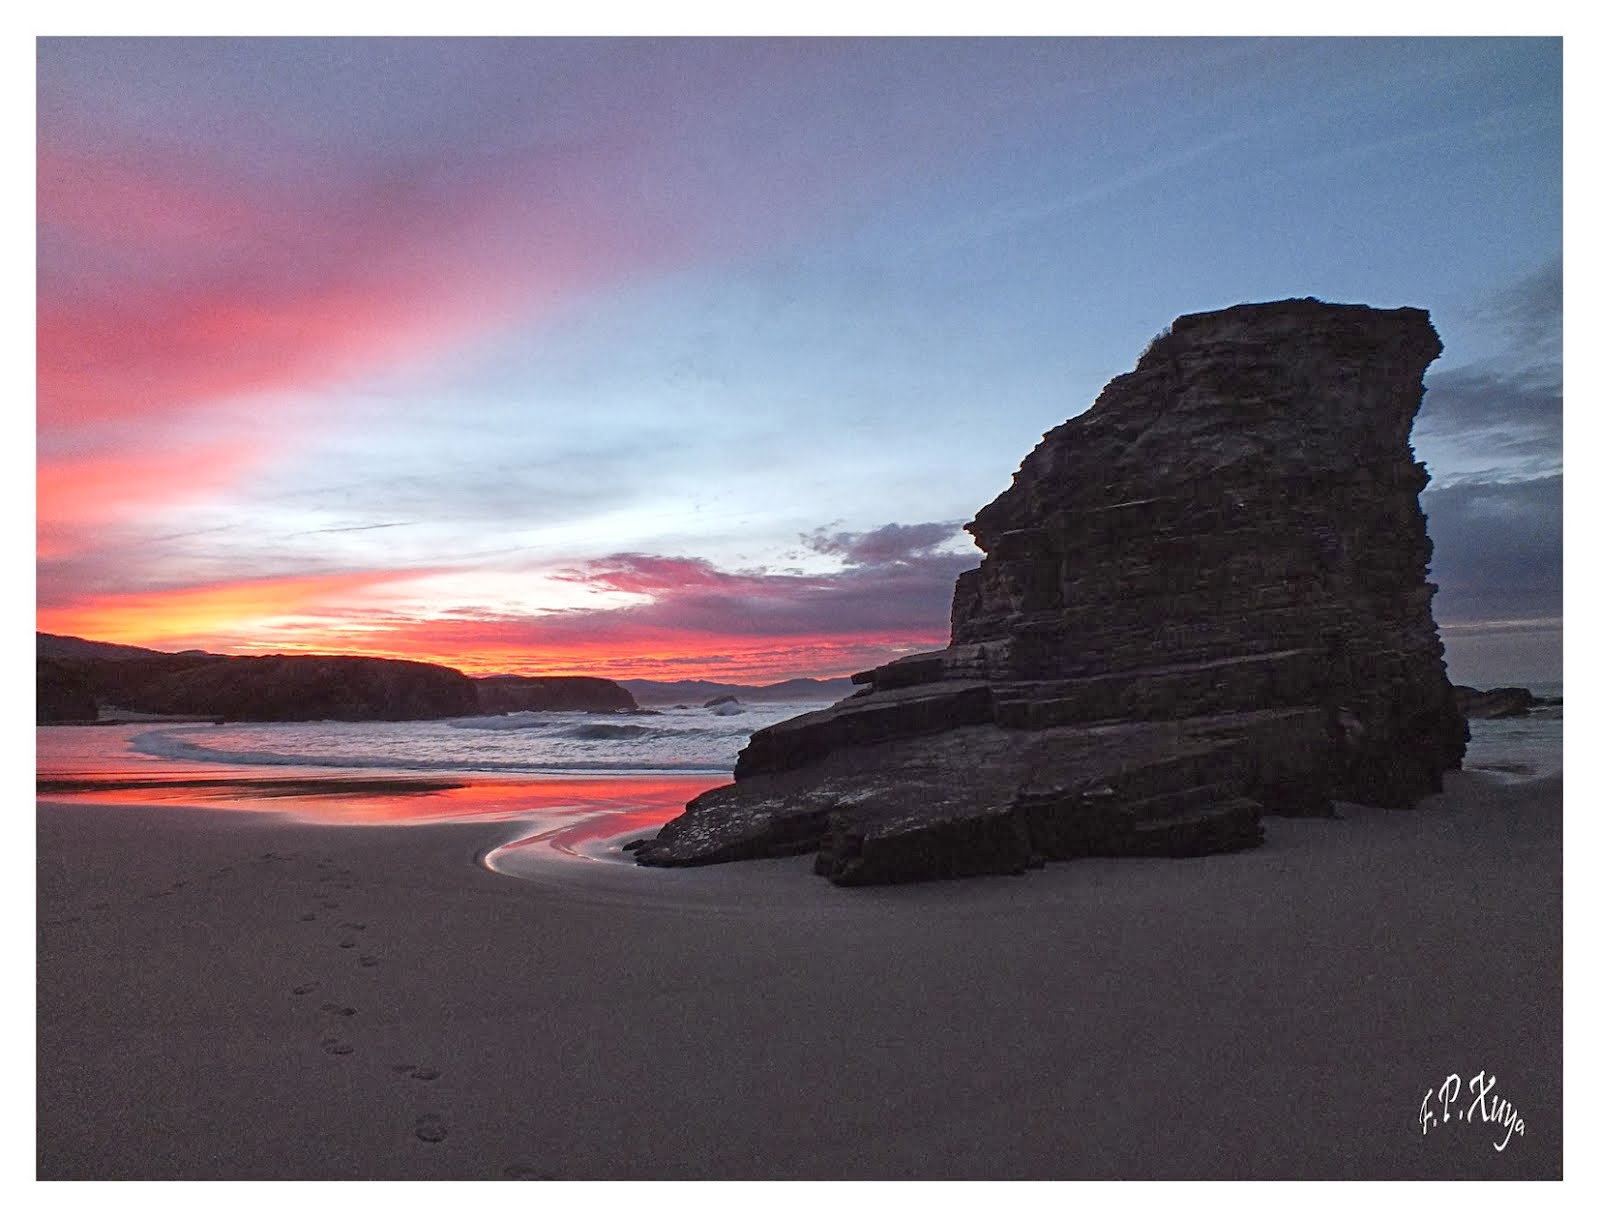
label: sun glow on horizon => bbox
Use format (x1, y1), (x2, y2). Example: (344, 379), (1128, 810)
(36, 571), (947, 683)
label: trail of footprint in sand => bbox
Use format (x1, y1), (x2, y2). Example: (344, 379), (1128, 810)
(315, 869), (455, 1155)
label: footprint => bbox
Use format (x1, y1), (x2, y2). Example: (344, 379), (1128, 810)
(340, 922), (367, 931)
(392, 1063), (416, 1075)
(319, 1003), (358, 1017)
(299, 913), (317, 922)
(504, 1164), (555, 1180)
(292, 982), (319, 996)
(414, 1114), (447, 1143)
(321, 1038), (354, 1056)
(339, 939), (357, 949)
(358, 955), (379, 968)
(411, 1067), (439, 1081)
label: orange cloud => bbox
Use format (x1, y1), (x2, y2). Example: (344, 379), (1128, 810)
(38, 537), (967, 683)
(193, 613), (948, 683)
(37, 570), (430, 652)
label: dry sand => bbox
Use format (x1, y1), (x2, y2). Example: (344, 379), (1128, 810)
(36, 770), (1561, 1180)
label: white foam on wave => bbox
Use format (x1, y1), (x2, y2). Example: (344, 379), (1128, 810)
(123, 701), (836, 778)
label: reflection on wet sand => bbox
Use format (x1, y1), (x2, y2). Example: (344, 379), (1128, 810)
(36, 761), (711, 868)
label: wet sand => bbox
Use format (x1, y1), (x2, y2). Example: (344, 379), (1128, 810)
(36, 770), (1561, 1179)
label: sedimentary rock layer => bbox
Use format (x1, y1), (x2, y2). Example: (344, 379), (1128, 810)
(634, 299), (1469, 884)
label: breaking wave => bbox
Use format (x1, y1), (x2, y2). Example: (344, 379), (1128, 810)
(123, 701), (834, 778)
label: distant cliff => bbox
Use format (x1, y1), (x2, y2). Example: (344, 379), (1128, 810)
(476, 675), (636, 714)
(35, 634), (635, 723)
(621, 677), (854, 705)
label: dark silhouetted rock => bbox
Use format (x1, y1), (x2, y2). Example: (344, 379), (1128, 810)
(36, 632), (173, 662)
(634, 299), (1468, 884)
(41, 650), (478, 722)
(475, 675), (636, 714)
(37, 658), (100, 723)
(1452, 684), (1555, 719)
(123, 654), (481, 721)
(622, 677), (855, 706)
(35, 634), (637, 723)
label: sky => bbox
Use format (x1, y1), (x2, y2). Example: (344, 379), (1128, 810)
(33, 34), (1564, 685)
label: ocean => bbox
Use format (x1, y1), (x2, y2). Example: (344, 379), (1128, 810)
(36, 690), (1560, 876)
(34, 700), (836, 874)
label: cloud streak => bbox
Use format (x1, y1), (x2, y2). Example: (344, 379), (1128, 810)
(1417, 258), (1562, 483)
(35, 519), (978, 682)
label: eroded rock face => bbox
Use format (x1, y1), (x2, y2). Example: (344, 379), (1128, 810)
(633, 299), (1469, 884)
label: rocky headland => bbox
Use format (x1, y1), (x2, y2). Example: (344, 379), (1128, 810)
(35, 634), (637, 723)
(632, 299), (1471, 884)
(475, 674), (637, 714)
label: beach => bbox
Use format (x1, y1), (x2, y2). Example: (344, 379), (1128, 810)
(37, 767), (1561, 1180)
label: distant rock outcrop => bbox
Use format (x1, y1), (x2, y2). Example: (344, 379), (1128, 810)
(35, 635), (637, 723)
(475, 675), (637, 714)
(113, 654), (481, 721)
(1452, 684), (1557, 719)
(634, 299), (1469, 884)
(622, 677), (856, 706)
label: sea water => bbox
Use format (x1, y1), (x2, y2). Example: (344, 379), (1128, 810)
(1456, 686), (1563, 782)
(115, 700), (832, 778)
(36, 689), (1560, 870)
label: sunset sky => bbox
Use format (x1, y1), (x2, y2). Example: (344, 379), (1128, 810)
(35, 35), (1563, 684)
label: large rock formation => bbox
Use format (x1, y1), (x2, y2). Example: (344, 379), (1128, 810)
(632, 299), (1469, 885)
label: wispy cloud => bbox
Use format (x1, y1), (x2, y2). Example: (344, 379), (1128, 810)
(1417, 259), (1562, 484)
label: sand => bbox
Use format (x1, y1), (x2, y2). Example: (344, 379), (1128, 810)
(36, 769), (1561, 1180)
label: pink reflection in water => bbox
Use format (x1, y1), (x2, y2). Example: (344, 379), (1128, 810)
(37, 725), (714, 870)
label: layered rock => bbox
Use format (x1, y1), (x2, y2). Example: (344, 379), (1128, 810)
(633, 299), (1469, 884)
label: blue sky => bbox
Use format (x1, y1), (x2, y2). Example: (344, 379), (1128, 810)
(33, 32), (1563, 683)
